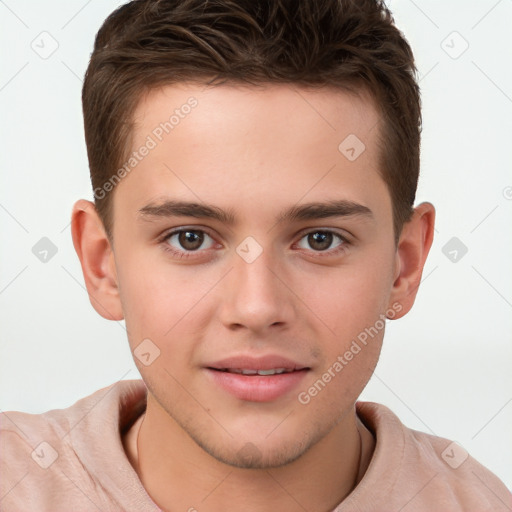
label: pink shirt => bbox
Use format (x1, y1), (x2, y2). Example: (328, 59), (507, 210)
(1, 379), (510, 511)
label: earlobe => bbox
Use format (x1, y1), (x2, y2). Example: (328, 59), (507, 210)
(71, 199), (124, 321)
(388, 202), (435, 319)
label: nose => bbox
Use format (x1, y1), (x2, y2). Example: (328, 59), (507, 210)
(218, 245), (296, 334)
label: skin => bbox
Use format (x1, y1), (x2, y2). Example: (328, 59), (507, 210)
(71, 83), (435, 512)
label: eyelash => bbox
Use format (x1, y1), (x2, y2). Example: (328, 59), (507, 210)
(158, 227), (351, 261)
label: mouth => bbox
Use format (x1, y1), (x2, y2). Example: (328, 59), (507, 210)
(205, 356), (310, 402)
(209, 367), (305, 376)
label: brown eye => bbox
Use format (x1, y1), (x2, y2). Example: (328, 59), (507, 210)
(165, 230), (214, 252)
(178, 231), (204, 250)
(307, 232), (333, 251)
(296, 230), (346, 253)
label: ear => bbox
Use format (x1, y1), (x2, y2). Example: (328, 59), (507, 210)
(71, 199), (124, 321)
(388, 202), (435, 319)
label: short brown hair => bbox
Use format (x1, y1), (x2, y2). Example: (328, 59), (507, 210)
(83, 0), (421, 243)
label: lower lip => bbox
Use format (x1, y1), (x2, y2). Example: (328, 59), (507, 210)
(205, 369), (309, 402)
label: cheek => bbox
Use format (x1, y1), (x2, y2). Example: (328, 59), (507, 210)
(297, 312), (385, 414)
(302, 260), (393, 342)
(296, 327), (383, 418)
(117, 268), (202, 386)
(292, 251), (395, 403)
(116, 256), (217, 352)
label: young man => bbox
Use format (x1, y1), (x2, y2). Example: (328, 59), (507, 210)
(1, 0), (510, 510)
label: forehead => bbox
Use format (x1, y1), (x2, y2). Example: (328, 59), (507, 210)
(131, 82), (379, 150)
(113, 82), (390, 228)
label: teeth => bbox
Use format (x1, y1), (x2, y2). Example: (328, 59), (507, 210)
(224, 368), (291, 375)
(257, 368), (287, 375)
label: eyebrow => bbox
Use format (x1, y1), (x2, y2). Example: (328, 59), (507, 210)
(137, 199), (373, 225)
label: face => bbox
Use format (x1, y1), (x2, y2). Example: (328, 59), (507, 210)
(110, 83), (399, 468)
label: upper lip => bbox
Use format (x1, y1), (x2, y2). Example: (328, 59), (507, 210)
(206, 355), (309, 371)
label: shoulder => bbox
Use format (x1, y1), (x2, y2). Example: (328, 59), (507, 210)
(0, 379), (146, 452)
(402, 425), (511, 511)
(0, 379), (151, 511)
(347, 401), (512, 512)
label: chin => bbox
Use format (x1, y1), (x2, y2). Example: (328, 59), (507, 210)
(196, 437), (310, 469)
(184, 421), (326, 470)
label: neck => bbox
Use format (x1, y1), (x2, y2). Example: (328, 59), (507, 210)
(123, 396), (374, 512)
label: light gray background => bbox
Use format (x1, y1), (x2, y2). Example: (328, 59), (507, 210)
(1, 0), (511, 489)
